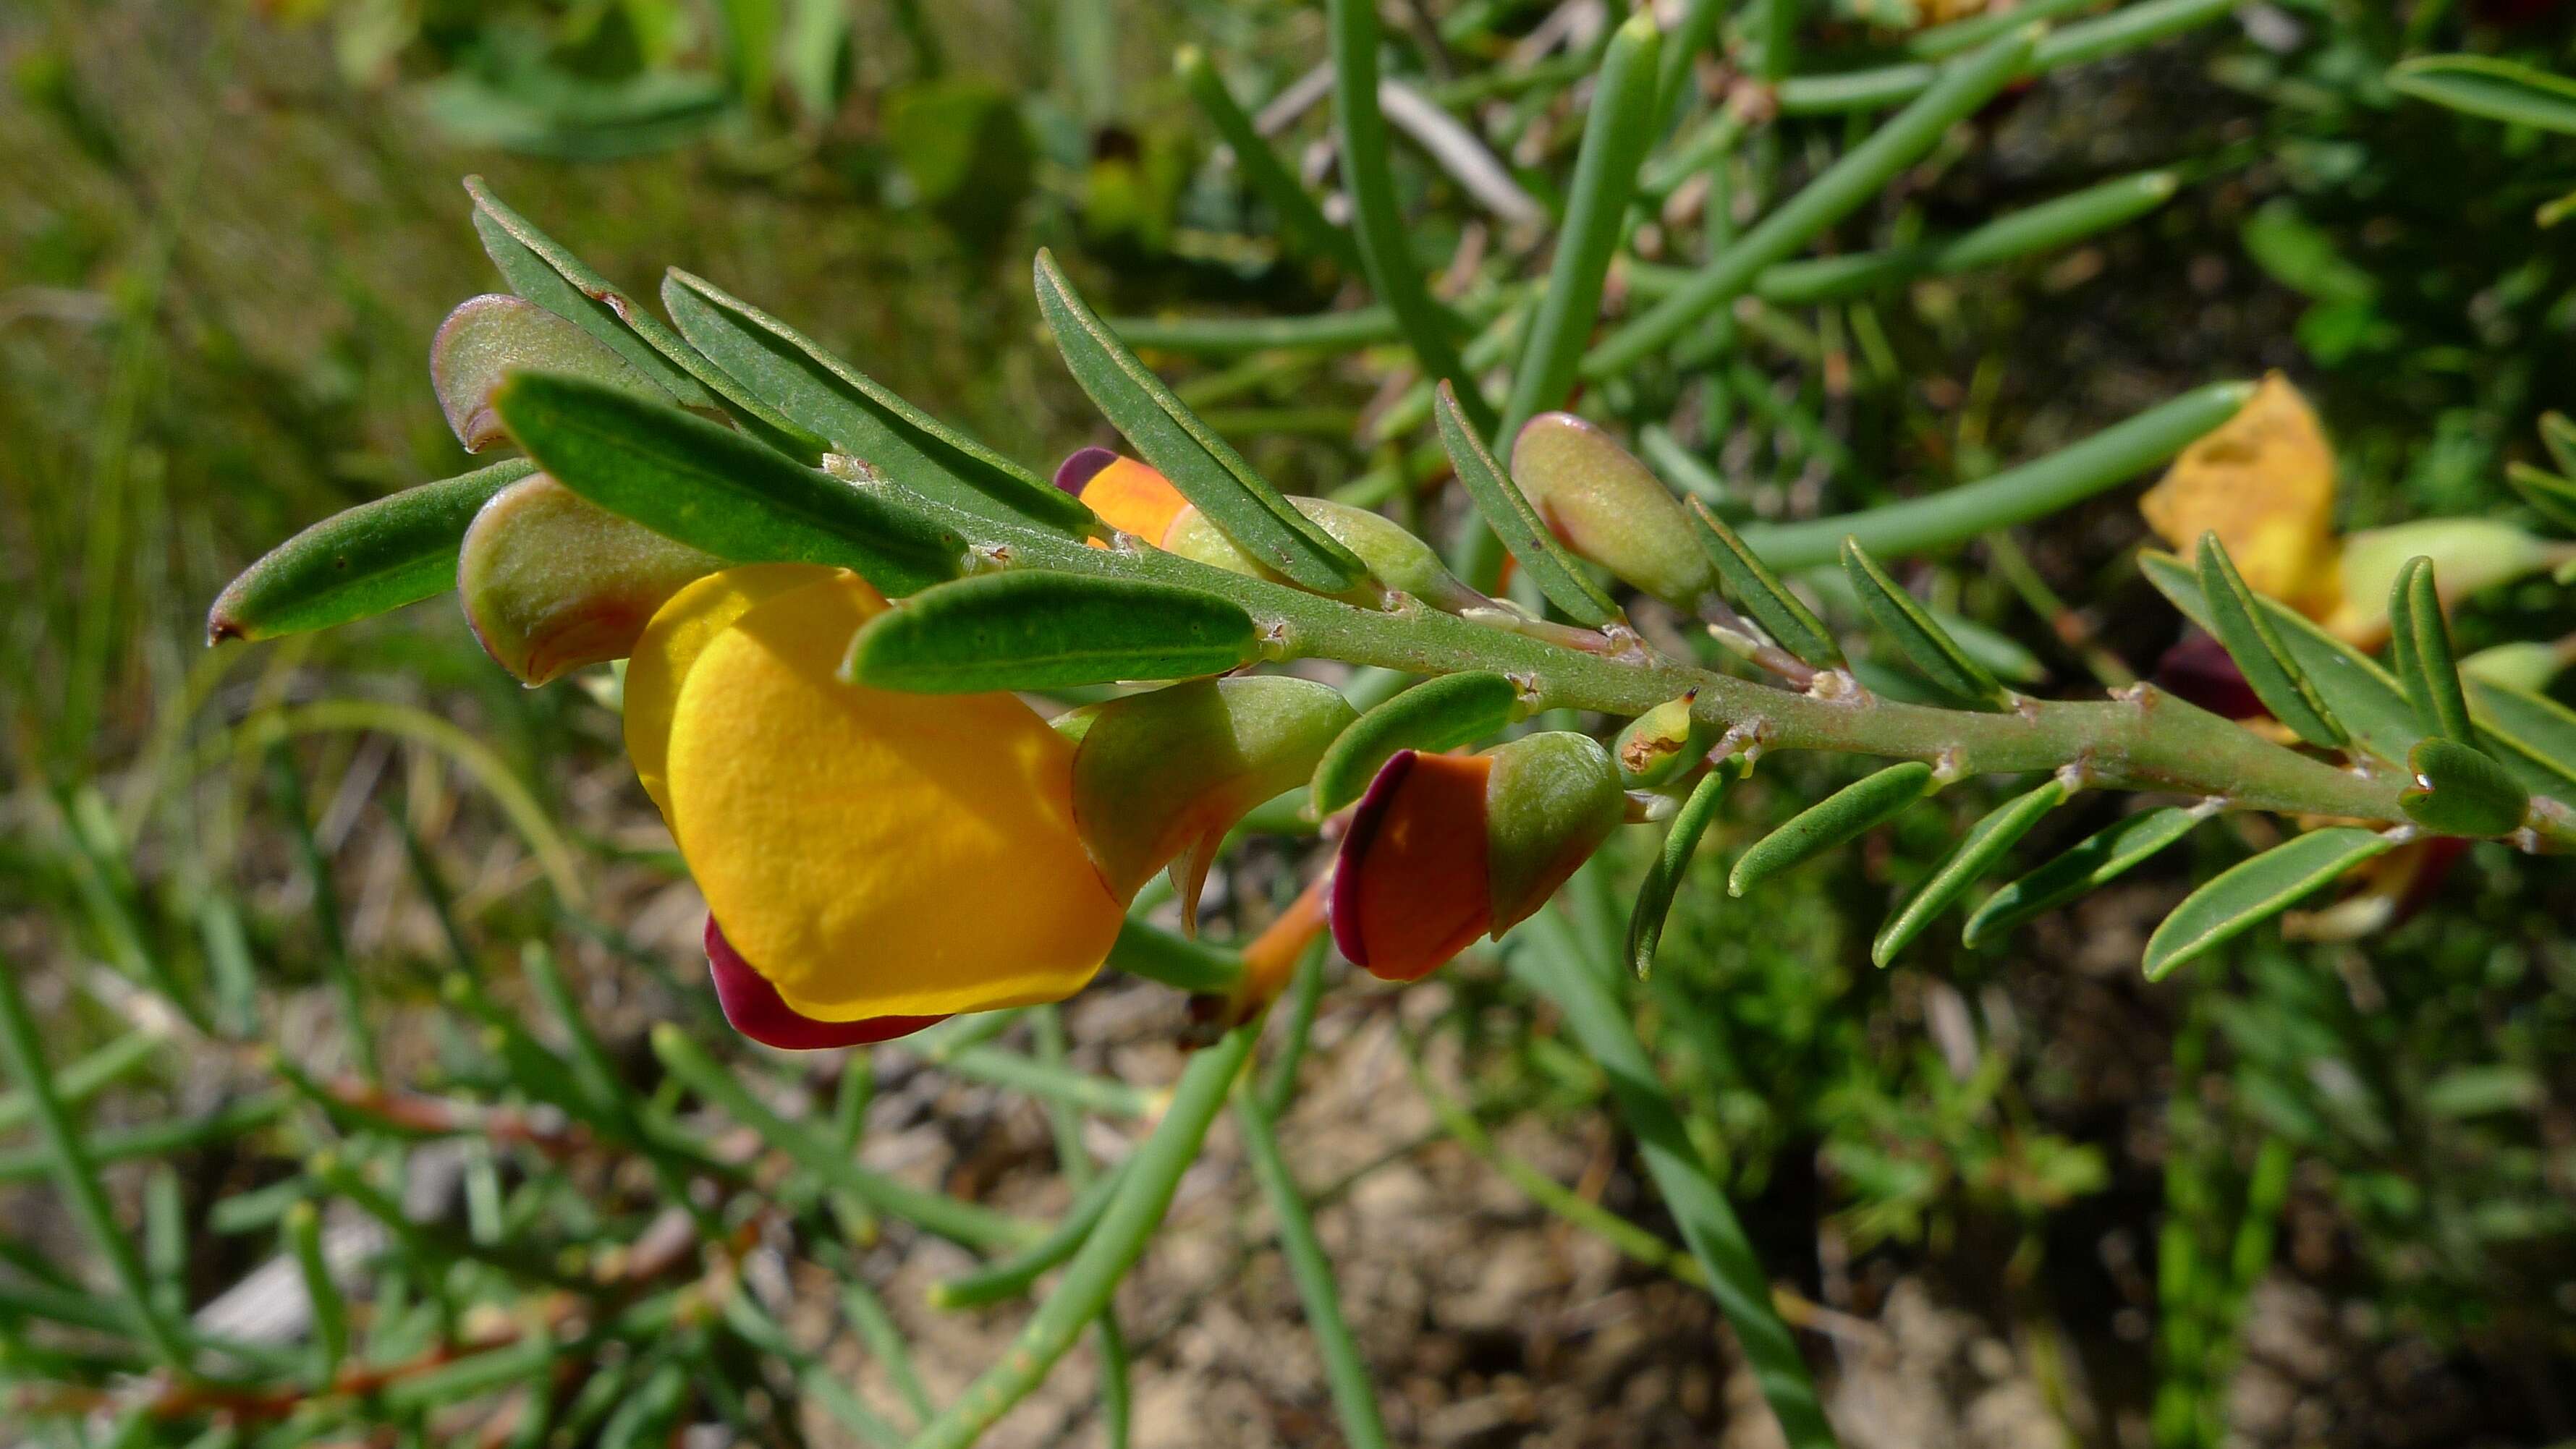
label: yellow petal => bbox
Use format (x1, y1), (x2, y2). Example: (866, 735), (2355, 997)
(624, 564), (839, 822)
(666, 572), (1122, 1020)
(2138, 373), (2343, 620)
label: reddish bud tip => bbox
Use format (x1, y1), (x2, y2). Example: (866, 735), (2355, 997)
(705, 917), (943, 1050)
(1054, 446), (1121, 496)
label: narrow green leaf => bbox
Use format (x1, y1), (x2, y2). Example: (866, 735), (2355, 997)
(2464, 677), (2576, 807)
(1729, 760), (1936, 897)
(466, 179), (824, 462)
(663, 270), (1095, 537)
(1326, 0), (1494, 436)
(2504, 462), (2576, 534)
(1175, 46), (1362, 273)
(2391, 556), (2475, 742)
(1033, 250), (1364, 592)
(1584, 23), (2040, 376)
(2389, 54), (2576, 136)
(2399, 736), (2529, 838)
(207, 458), (536, 645)
(1499, 12), (1661, 441)
(1842, 537), (2015, 710)
(844, 571), (1258, 692)
(1310, 670), (1520, 817)
(1962, 805), (2208, 948)
(1433, 384), (1622, 627)
(491, 371), (964, 598)
(465, 177), (708, 405)
(2543, 412), (2576, 480)
(1873, 776), (2069, 966)
(1629, 764), (1735, 978)
(2142, 827), (2397, 980)
(1687, 499), (1842, 667)
(2140, 549), (2422, 768)
(2195, 534), (2346, 748)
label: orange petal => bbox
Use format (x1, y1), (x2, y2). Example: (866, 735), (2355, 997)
(2138, 373), (2343, 620)
(1058, 449), (1189, 544)
(666, 572), (1123, 1020)
(1330, 750), (1494, 982)
(624, 564), (841, 823)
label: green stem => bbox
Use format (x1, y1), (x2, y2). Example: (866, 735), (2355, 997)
(950, 460), (2405, 822)
(907, 1021), (1258, 1449)
(1234, 1085), (1393, 1449)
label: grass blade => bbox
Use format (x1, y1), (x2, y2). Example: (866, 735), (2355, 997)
(1326, 0), (1494, 436)
(1585, 24), (2041, 376)
(908, 1022), (1258, 1449)
(1500, 12), (1661, 441)
(1234, 1087), (1393, 1449)
(1177, 46), (1363, 272)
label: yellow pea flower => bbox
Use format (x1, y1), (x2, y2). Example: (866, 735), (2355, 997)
(2141, 373), (2573, 645)
(628, 566), (1126, 1029)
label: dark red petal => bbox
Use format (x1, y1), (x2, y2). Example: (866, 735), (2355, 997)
(1328, 750), (1417, 968)
(704, 916), (944, 1049)
(1053, 446), (1120, 497)
(2154, 631), (2268, 722)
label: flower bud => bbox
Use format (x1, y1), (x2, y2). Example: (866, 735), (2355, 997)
(1056, 449), (1485, 609)
(1067, 676), (1357, 931)
(1613, 692), (1716, 788)
(1509, 412), (1719, 605)
(459, 474), (722, 685)
(431, 294), (661, 453)
(1483, 731), (1625, 932)
(1331, 730), (1624, 981)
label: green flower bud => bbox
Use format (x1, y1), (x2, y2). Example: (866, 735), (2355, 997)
(1068, 676), (1357, 932)
(1289, 498), (1488, 612)
(1614, 692), (1716, 788)
(1482, 731), (1625, 933)
(1510, 412), (1719, 606)
(431, 295), (661, 454)
(458, 474), (721, 686)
